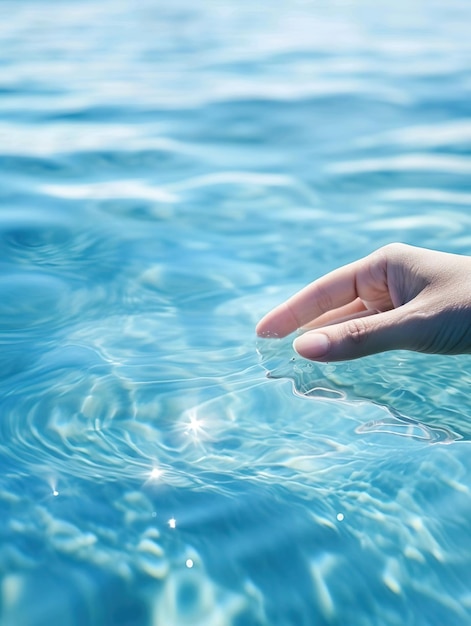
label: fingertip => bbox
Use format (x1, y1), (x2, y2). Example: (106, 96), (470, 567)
(293, 332), (331, 360)
(257, 302), (302, 338)
(255, 311), (286, 338)
(255, 318), (273, 338)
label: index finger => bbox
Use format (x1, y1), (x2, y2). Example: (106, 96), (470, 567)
(256, 259), (365, 338)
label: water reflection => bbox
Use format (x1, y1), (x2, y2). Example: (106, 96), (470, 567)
(257, 335), (469, 442)
(1, 0), (471, 623)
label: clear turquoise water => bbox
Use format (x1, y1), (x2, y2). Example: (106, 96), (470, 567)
(1, 1), (471, 624)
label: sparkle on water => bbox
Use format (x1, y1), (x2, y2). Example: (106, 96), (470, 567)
(1, 1), (471, 625)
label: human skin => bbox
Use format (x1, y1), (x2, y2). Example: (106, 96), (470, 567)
(256, 242), (471, 362)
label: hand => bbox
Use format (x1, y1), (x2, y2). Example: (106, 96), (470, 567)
(256, 242), (471, 362)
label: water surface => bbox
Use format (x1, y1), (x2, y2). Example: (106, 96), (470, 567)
(1, 1), (471, 624)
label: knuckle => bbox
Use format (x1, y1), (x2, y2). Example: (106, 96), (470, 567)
(378, 242), (408, 257)
(344, 318), (369, 345)
(313, 283), (334, 316)
(372, 242), (410, 266)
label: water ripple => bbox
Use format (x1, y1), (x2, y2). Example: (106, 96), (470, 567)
(1, 0), (471, 623)
(257, 336), (470, 443)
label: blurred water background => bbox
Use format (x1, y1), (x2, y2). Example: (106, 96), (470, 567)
(1, 1), (471, 624)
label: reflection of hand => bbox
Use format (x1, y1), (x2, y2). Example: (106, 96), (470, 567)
(256, 243), (471, 362)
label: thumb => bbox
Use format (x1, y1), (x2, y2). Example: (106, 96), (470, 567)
(292, 306), (423, 362)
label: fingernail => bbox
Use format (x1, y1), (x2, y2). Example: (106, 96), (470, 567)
(293, 333), (330, 359)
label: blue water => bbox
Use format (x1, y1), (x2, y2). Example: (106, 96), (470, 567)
(1, 1), (471, 624)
